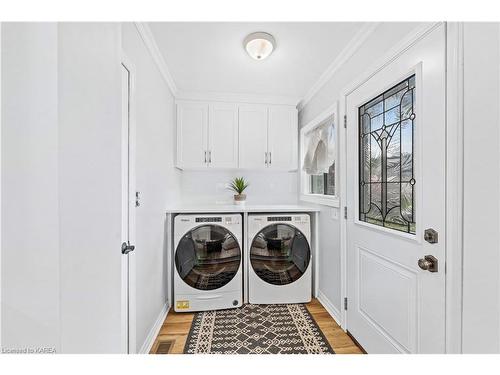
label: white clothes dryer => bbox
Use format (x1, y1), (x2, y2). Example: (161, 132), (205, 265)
(247, 214), (312, 304)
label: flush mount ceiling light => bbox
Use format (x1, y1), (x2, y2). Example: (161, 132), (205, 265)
(243, 32), (276, 60)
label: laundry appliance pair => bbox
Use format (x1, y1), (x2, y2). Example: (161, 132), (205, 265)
(173, 213), (312, 312)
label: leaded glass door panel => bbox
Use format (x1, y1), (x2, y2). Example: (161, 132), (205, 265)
(359, 75), (416, 234)
(345, 25), (446, 353)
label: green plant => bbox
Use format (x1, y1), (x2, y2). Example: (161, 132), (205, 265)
(228, 177), (249, 195)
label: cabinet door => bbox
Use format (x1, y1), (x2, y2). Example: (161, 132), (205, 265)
(176, 102), (208, 169)
(238, 104), (268, 169)
(267, 106), (298, 170)
(208, 103), (238, 168)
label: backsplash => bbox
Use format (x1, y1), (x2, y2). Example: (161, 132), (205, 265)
(179, 170), (298, 205)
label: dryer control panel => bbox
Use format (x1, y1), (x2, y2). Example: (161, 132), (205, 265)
(265, 215), (309, 224)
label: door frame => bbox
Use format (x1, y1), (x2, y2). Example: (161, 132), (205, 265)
(0, 22), (3, 350)
(121, 53), (137, 354)
(338, 22), (465, 353)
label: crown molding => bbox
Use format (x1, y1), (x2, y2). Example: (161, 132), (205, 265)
(340, 22), (443, 98)
(297, 22), (380, 111)
(134, 22), (178, 95)
(176, 90), (300, 106)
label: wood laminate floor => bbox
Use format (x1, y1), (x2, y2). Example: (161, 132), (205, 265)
(150, 298), (364, 354)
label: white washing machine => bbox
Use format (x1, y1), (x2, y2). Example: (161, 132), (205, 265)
(248, 214), (312, 304)
(174, 214), (243, 312)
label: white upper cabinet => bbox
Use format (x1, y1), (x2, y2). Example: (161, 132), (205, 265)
(208, 103), (238, 169)
(238, 104), (268, 169)
(267, 106), (298, 170)
(176, 102), (208, 169)
(239, 104), (298, 170)
(176, 100), (297, 170)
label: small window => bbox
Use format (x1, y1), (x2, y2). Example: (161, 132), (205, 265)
(301, 118), (337, 201)
(310, 162), (335, 195)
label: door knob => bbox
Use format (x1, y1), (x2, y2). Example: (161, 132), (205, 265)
(121, 242), (135, 255)
(418, 255), (438, 272)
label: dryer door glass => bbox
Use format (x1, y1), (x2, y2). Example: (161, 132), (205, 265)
(175, 225), (241, 290)
(250, 224), (311, 285)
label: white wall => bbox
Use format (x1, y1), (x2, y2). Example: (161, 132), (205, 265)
(1, 23), (60, 352)
(121, 22), (182, 353)
(461, 22), (500, 353)
(2, 22), (125, 354)
(299, 22), (428, 315)
(180, 170), (297, 205)
(58, 23), (124, 353)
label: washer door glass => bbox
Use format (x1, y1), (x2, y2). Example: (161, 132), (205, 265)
(175, 225), (241, 290)
(250, 223), (310, 285)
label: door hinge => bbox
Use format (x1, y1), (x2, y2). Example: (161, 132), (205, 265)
(344, 297), (348, 310)
(343, 115), (347, 128)
(344, 206), (347, 219)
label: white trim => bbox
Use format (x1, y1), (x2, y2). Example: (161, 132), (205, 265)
(339, 21), (445, 338)
(445, 22), (465, 354)
(139, 303), (170, 354)
(121, 53), (138, 354)
(301, 101), (339, 134)
(299, 101), (340, 207)
(0, 21), (2, 350)
(498, 22), (500, 355)
(317, 291), (342, 327)
(134, 22), (178, 96)
(176, 90), (299, 107)
(300, 194), (340, 208)
(339, 97), (348, 330)
(297, 23), (380, 111)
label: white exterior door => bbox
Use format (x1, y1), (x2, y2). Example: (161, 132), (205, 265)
(346, 25), (446, 353)
(238, 104), (268, 169)
(267, 106), (297, 170)
(176, 102), (208, 168)
(208, 103), (238, 168)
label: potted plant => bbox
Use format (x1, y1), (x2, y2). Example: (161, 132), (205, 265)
(228, 177), (249, 205)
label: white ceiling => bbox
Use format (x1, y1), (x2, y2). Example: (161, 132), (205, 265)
(148, 22), (367, 102)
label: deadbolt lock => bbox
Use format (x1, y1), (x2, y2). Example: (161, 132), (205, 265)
(424, 228), (438, 244)
(418, 255), (438, 272)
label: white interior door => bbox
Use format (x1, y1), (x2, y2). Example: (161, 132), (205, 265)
(238, 104), (268, 169)
(267, 106), (297, 170)
(346, 25), (446, 353)
(208, 103), (238, 168)
(177, 102), (208, 169)
(121, 59), (137, 353)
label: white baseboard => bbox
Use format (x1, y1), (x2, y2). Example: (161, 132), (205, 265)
(317, 290), (342, 328)
(139, 302), (170, 354)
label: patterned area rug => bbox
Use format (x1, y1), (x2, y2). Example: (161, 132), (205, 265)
(183, 304), (334, 354)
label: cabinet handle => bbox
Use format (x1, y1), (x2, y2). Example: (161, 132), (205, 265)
(265, 152), (268, 166)
(269, 151), (272, 165)
(208, 151), (212, 163)
(204, 151), (207, 163)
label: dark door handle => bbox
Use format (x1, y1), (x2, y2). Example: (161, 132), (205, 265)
(121, 242), (135, 254)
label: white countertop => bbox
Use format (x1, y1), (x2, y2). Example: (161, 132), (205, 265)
(165, 203), (321, 214)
